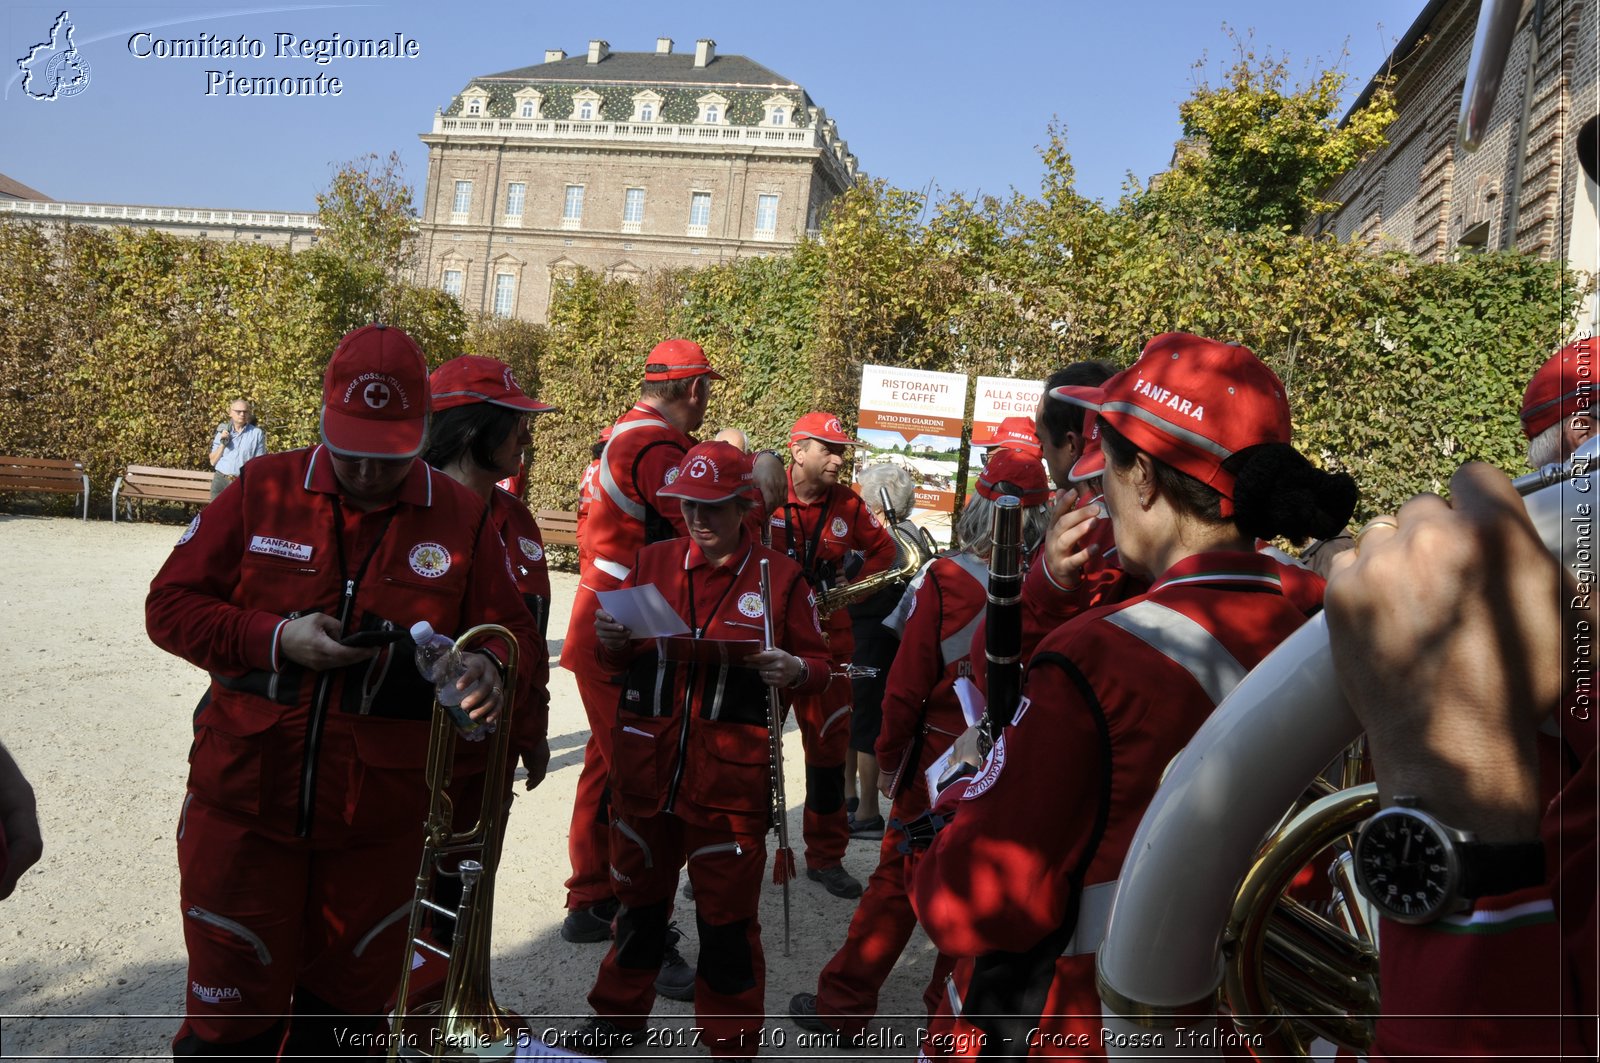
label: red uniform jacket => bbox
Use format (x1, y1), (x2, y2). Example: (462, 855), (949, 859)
(564, 403), (695, 674)
(877, 553), (988, 800)
(910, 551), (1318, 1060)
(575, 457), (601, 566)
(769, 473), (897, 658)
(598, 531), (832, 835)
(145, 447), (541, 840)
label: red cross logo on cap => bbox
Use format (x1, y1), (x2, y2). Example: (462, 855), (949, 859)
(364, 382), (391, 409)
(827, 417), (842, 433)
(688, 457), (711, 479)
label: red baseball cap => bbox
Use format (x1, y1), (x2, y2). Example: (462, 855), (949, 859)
(974, 448), (1050, 506)
(644, 339), (723, 382)
(985, 416), (1042, 459)
(320, 324), (430, 459)
(430, 356), (557, 414)
(1521, 339), (1597, 439)
(658, 440), (755, 504)
(1057, 333), (1291, 505)
(790, 411), (862, 446)
(1053, 376), (1121, 484)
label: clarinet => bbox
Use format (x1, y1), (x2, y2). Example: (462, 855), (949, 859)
(978, 495), (1024, 748)
(758, 559), (795, 955)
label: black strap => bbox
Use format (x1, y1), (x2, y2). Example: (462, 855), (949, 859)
(783, 476), (834, 582)
(685, 544), (753, 637)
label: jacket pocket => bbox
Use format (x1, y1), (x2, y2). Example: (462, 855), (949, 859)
(187, 698), (282, 816)
(609, 713), (678, 806)
(345, 715), (432, 835)
(681, 721), (769, 815)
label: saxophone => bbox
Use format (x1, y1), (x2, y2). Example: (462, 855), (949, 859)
(814, 489), (935, 617)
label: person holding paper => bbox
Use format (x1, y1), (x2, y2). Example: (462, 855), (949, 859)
(563, 440), (831, 1060)
(908, 333), (1356, 1061)
(561, 339), (718, 946)
(790, 449), (1053, 1039)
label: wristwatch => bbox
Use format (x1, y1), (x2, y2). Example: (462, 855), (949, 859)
(1353, 795), (1545, 924)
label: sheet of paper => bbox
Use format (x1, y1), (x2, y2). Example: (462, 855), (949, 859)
(597, 584), (689, 638)
(953, 676), (986, 729)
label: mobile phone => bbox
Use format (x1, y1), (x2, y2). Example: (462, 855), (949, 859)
(339, 629), (409, 649)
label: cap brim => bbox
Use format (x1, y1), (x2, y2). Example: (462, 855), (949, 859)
(989, 439), (1042, 458)
(321, 406), (427, 460)
(648, 366), (725, 381)
(658, 484), (749, 504)
(1049, 384), (1106, 410)
(793, 433), (863, 446)
(1067, 447), (1105, 483)
(492, 395), (558, 413)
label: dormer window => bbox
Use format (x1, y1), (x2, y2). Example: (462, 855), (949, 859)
(631, 90), (663, 123)
(696, 93), (728, 125)
(571, 89), (603, 122)
(761, 94), (795, 128)
(460, 87), (490, 117)
(513, 87), (543, 120)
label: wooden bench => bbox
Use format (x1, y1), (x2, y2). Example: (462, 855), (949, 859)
(536, 509), (579, 547)
(112, 465), (215, 522)
(0, 456), (90, 520)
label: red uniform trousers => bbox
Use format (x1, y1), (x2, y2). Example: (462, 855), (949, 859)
(815, 748), (956, 1033)
(174, 794), (416, 1048)
(790, 648), (851, 870)
(564, 642), (619, 911)
(589, 812), (768, 1058)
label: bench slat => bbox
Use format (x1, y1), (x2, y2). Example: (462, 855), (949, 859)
(113, 465), (215, 522)
(535, 509), (579, 547)
(0, 456), (90, 519)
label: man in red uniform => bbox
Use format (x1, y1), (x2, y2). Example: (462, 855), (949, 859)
(1521, 336), (1596, 467)
(561, 340), (718, 942)
(574, 425), (612, 567)
(791, 451), (1052, 1038)
(146, 324), (539, 1057)
(774, 412), (897, 898)
(564, 441), (833, 1059)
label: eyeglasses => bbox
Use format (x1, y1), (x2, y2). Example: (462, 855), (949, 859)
(230, 408), (250, 414)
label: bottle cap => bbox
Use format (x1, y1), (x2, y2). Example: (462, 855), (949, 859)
(409, 620), (434, 642)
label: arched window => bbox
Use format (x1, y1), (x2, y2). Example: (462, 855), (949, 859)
(520, 100), (535, 118)
(640, 103), (654, 122)
(771, 108), (786, 125)
(704, 105), (719, 124)
(467, 99), (481, 115)
(579, 100), (594, 120)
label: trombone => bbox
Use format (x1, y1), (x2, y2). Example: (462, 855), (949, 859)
(389, 624), (525, 1061)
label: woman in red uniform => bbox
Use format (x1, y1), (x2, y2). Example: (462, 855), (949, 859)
(564, 440), (833, 1060)
(425, 355), (557, 784)
(910, 332), (1357, 1060)
(791, 449), (1052, 1039)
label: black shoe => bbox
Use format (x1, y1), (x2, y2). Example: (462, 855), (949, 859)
(846, 795), (860, 818)
(787, 992), (840, 1035)
(848, 814), (885, 840)
(556, 1017), (639, 1054)
(560, 898), (620, 943)
(655, 922), (695, 1002)
(806, 865), (864, 899)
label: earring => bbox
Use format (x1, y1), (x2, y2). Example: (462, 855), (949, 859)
(1139, 494), (1150, 508)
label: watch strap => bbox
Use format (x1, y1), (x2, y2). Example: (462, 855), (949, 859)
(1457, 839), (1546, 900)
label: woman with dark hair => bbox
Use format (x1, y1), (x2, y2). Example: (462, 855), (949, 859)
(909, 332), (1357, 1061)
(425, 356), (559, 787)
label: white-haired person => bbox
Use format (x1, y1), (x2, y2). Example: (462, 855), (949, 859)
(793, 449), (1053, 1039)
(909, 333), (1356, 1061)
(841, 460), (920, 838)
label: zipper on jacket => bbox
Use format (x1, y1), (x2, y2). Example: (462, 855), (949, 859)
(663, 641), (700, 813)
(297, 577), (355, 837)
(688, 840), (744, 862)
(615, 818), (656, 869)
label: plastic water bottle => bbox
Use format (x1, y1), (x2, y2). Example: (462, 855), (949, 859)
(410, 621), (482, 737)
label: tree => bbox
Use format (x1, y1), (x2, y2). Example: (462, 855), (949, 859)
(1140, 37), (1397, 232)
(314, 151), (418, 287)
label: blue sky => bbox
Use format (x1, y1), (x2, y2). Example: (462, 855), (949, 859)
(2, 1), (1416, 213)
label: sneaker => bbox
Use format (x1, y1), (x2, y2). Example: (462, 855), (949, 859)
(655, 922), (695, 1002)
(787, 992), (839, 1035)
(848, 814), (885, 840)
(556, 1017), (638, 1054)
(806, 865), (864, 899)
(560, 898), (620, 943)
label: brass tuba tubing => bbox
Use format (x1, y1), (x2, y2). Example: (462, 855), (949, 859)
(390, 624), (524, 1061)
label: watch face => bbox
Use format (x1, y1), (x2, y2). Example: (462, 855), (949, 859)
(1356, 809), (1460, 924)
